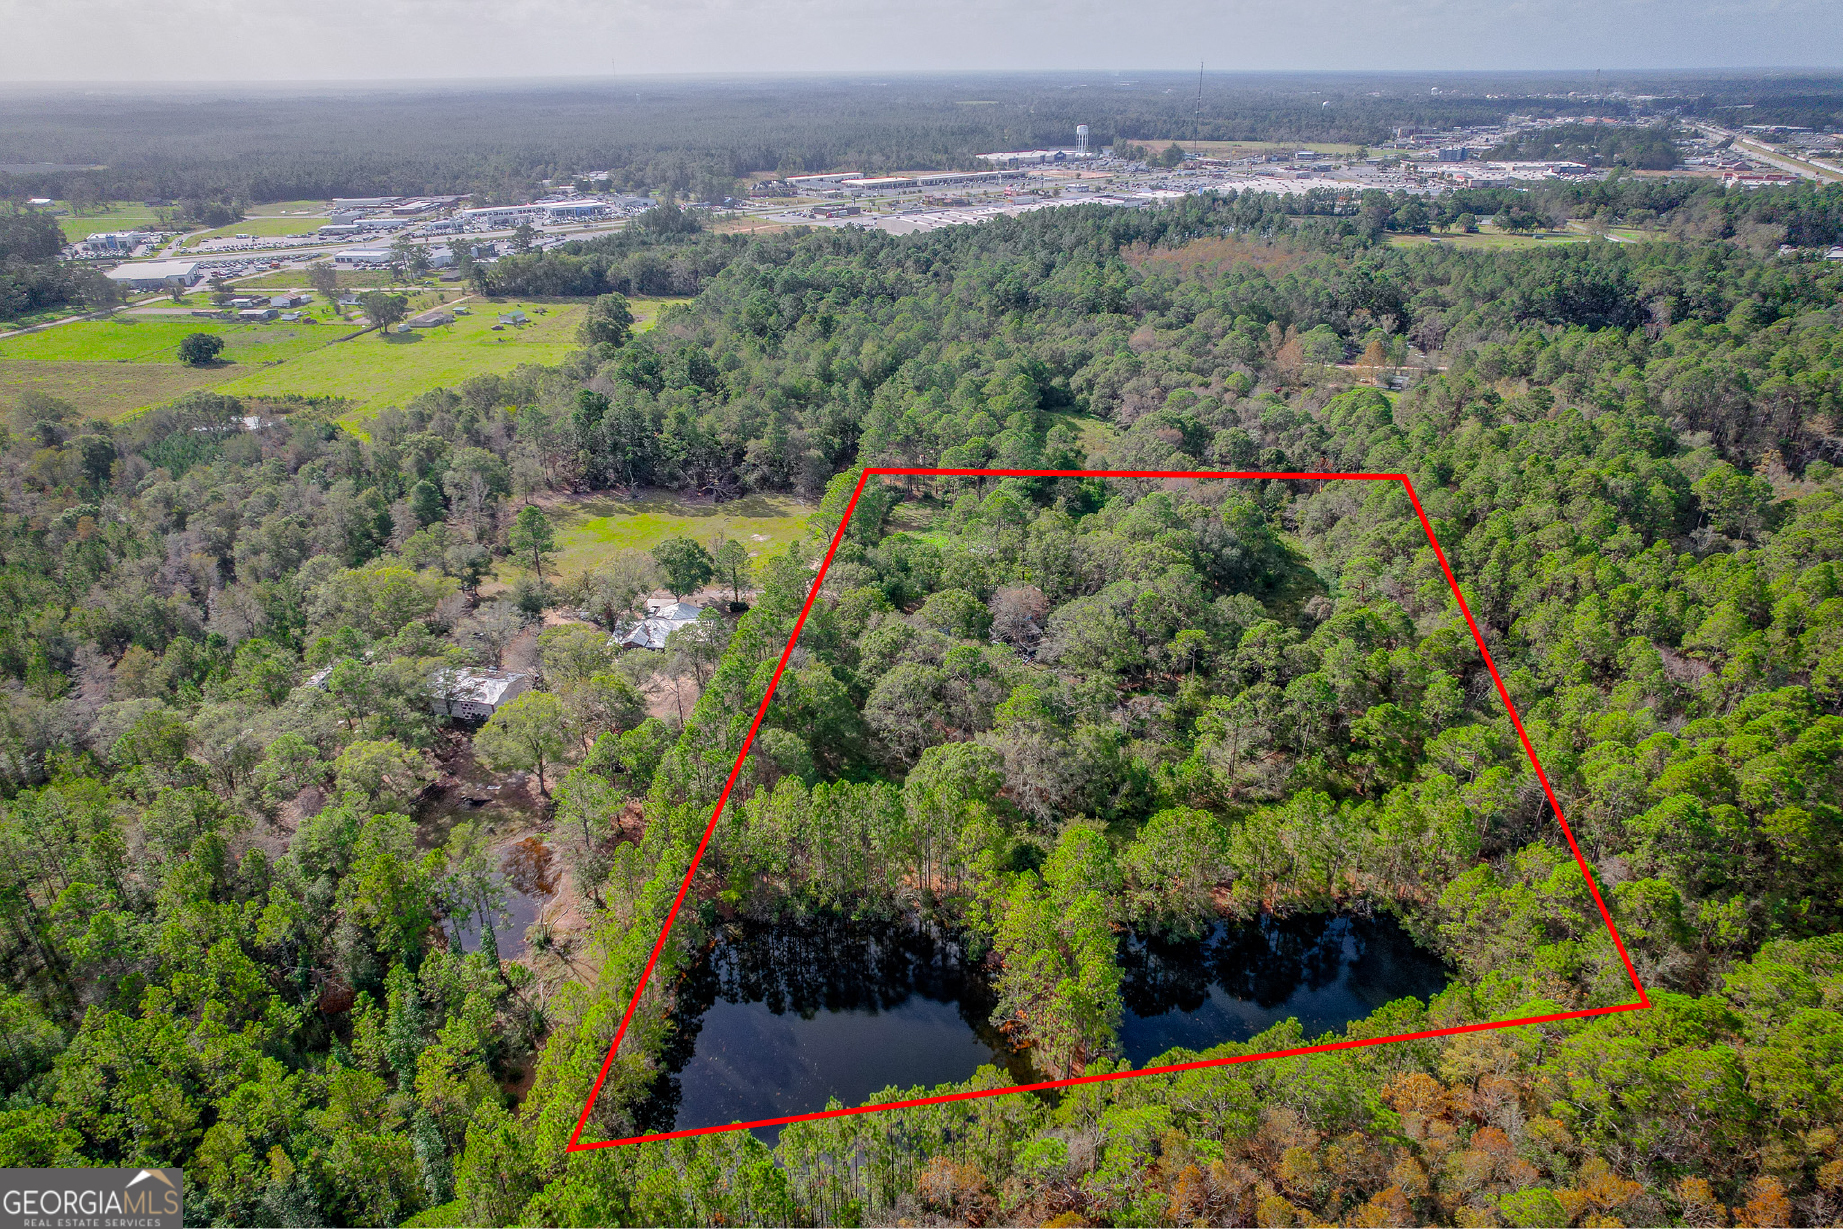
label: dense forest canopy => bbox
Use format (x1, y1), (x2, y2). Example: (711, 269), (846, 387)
(2, 70), (1838, 205)
(0, 192), (1837, 1228)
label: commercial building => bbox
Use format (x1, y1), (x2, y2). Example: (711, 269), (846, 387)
(837, 169), (1028, 196)
(316, 223), (363, 238)
(544, 201), (608, 221)
(334, 248), (394, 266)
(786, 173), (863, 187)
(82, 231), (147, 254)
(977, 149), (1088, 167)
(456, 204), (547, 229)
(103, 260), (202, 290)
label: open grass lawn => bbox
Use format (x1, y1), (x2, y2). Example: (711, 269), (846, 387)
(245, 201), (330, 216)
(0, 316), (336, 366)
(5, 292), (686, 420)
(1388, 228), (1591, 251)
(711, 217), (797, 236)
(0, 360), (229, 418)
(212, 299), (586, 415)
(180, 216), (335, 245)
(230, 269), (417, 291)
(502, 490), (818, 582)
(626, 297), (688, 330)
(54, 202), (167, 241)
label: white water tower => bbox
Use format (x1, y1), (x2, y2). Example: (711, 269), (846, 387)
(1076, 125), (1089, 156)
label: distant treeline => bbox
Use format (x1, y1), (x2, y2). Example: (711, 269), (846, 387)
(0, 70), (1835, 207)
(473, 176), (1844, 304)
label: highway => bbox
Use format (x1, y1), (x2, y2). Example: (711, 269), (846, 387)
(1690, 122), (1840, 182)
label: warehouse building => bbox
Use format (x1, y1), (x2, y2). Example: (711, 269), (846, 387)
(103, 260), (202, 290)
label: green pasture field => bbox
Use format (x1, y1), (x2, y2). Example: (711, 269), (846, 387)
(4, 290), (684, 421)
(180, 216), (335, 245)
(0, 316), (336, 367)
(245, 201), (330, 216)
(502, 490), (818, 582)
(1388, 228), (1591, 251)
(53, 202), (167, 242)
(230, 269), (413, 291)
(210, 299), (586, 415)
(0, 360), (229, 418)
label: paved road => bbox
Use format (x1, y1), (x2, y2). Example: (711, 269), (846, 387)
(1691, 123), (1840, 182)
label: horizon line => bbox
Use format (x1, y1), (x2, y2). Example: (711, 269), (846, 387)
(2, 65), (1840, 92)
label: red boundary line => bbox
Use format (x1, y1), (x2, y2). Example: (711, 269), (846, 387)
(565, 468), (1649, 1151)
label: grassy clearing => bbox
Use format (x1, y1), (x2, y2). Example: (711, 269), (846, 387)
(245, 201), (330, 216)
(0, 360), (229, 418)
(1388, 228), (1591, 251)
(0, 316), (336, 366)
(504, 490), (818, 581)
(212, 299), (585, 415)
(229, 269), (419, 291)
(1046, 410), (1119, 460)
(180, 217), (335, 245)
(5, 290), (685, 421)
(54, 203), (167, 241)
(626, 297), (688, 331)
(711, 217), (797, 236)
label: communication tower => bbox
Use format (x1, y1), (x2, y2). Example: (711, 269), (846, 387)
(1076, 125), (1089, 157)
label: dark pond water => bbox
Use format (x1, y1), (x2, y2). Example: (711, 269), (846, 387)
(1118, 913), (1450, 1066)
(647, 911), (1449, 1137)
(451, 836), (559, 957)
(640, 916), (1035, 1138)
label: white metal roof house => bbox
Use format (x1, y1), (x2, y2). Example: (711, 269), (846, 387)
(429, 668), (532, 720)
(612, 600), (705, 651)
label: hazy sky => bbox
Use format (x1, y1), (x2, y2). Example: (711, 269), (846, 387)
(2, 0), (1837, 81)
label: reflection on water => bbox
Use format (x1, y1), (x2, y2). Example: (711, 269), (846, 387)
(645, 911), (1450, 1139)
(1118, 913), (1450, 1066)
(644, 916), (1035, 1139)
(453, 837), (558, 956)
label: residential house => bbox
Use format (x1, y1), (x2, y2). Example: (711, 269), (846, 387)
(429, 668), (532, 720)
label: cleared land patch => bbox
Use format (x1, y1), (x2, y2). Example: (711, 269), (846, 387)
(212, 299), (585, 414)
(52, 202), (165, 241)
(0, 316), (334, 366)
(180, 216), (336, 244)
(1387, 227), (1607, 251)
(4, 293), (681, 421)
(500, 490), (817, 582)
(0, 360), (229, 418)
